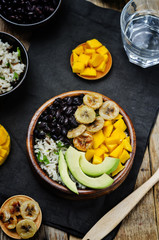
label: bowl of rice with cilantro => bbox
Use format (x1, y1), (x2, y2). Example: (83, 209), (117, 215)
(0, 32), (28, 97)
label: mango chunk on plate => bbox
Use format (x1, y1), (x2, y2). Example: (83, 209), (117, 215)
(80, 67), (96, 77)
(0, 124), (11, 165)
(86, 39), (102, 49)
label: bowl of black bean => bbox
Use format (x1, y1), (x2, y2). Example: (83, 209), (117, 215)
(0, 0), (62, 28)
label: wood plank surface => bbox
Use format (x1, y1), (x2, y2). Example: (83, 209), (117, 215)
(1, 0), (159, 240)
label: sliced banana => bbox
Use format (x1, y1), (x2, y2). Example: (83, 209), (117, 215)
(83, 93), (103, 110)
(73, 131), (93, 151)
(20, 200), (40, 221)
(0, 210), (11, 222)
(74, 105), (96, 124)
(16, 219), (37, 239)
(6, 215), (17, 229)
(86, 116), (104, 133)
(9, 198), (22, 216)
(99, 100), (119, 120)
(67, 124), (86, 139)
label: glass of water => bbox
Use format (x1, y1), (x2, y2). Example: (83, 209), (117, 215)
(120, 0), (159, 68)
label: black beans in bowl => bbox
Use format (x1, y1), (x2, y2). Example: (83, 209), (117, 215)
(34, 94), (84, 145)
(0, 0), (62, 27)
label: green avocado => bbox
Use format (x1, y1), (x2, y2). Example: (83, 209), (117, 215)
(58, 150), (78, 194)
(65, 146), (114, 189)
(80, 153), (120, 177)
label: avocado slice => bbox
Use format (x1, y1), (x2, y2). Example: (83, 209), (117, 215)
(80, 153), (120, 177)
(65, 146), (114, 189)
(58, 150), (78, 194)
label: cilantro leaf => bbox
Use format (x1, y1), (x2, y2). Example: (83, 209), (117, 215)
(37, 152), (50, 165)
(13, 72), (19, 80)
(0, 76), (5, 80)
(17, 47), (22, 61)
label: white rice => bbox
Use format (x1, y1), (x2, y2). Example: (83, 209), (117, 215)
(34, 136), (86, 189)
(0, 39), (25, 94)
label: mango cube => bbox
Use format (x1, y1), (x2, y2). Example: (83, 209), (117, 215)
(0, 148), (7, 158)
(85, 49), (95, 55)
(114, 118), (127, 131)
(86, 39), (102, 49)
(72, 62), (85, 74)
(123, 138), (132, 152)
(103, 125), (114, 138)
(72, 52), (79, 63)
(72, 45), (84, 55)
(111, 128), (126, 141)
(85, 149), (95, 161)
(109, 142), (124, 158)
(96, 60), (106, 72)
(100, 144), (109, 153)
(103, 54), (109, 63)
(94, 148), (105, 157)
(91, 54), (104, 67)
(105, 136), (122, 145)
(78, 54), (90, 66)
(96, 45), (108, 55)
(93, 130), (105, 149)
(0, 127), (8, 145)
(112, 162), (125, 177)
(103, 153), (109, 158)
(119, 149), (130, 164)
(106, 144), (117, 152)
(92, 155), (102, 164)
(114, 114), (123, 120)
(104, 120), (112, 127)
(80, 67), (96, 77)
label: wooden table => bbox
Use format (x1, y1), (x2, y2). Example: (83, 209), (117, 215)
(1, 1), (159, 239)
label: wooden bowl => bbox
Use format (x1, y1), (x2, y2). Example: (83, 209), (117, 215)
(0, 195), (42, 239)
(70, 43), (112, 80)
(26, 90), (136, 200)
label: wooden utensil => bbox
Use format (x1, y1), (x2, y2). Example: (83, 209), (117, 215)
(82, 168), (159, 240)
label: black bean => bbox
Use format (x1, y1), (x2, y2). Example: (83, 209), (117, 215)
(65, 106), (73, 116)
(55, 109), (61, 119)
(38, 122), (47, 129)
(64, 117), (69, 126)
(58, 115), (64, 125)
(61, 128), (67, 136)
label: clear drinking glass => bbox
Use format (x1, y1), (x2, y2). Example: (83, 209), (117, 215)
(120, 0), (159, 68)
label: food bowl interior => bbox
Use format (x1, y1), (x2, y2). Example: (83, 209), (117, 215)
(0, 0), (62, 28)
(0, 32), (28, 97)
(27, 91), (136, 200)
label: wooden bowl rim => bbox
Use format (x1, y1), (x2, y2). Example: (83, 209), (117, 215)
(70, 43), (112, 80)
(0, 195), (42, 239)
(26, 90), (136, 199)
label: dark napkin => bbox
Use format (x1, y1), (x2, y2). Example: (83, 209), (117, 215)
(0, 0), (159, 239)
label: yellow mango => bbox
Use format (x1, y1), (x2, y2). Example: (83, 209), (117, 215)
(72, 52), (79, 63)
(85, 49), (95, 55)
(78, 54), (90, 66)
(105, 136), (122, 145)
(104, 120), (112, 127)
(119, 149), (130, 164)
(72, 62), (85, 74)
(0, 127), (8, 145)
(1, 135), (10, 151)
(106, 144), (117, 152)
(94, 148), (105, 157)
(96, 60), (106, 72)
(92, 155), (103, 164)
(86, 39), (102, 49)
(72, 45), (84, 55)
(109, 142), (124, 158)
(103, 153), (109, 158)
(96, 45), (108, 55)
(123, 138), (132, 152)
(114, 118), (127, 131)
(93, 130), (105, 149)
(80, 67), (96, 77)
(100, 143), (109, 153)
(91, 54), (104, 67)
(0, 148), (7, 158)
(103, 54), (109, 63)
(85, 149), (95, 161)
(103, 125), (114, 138)
(112, 162), (125, 176)
(111, 128), (126, 140)
(126, 136), (130, 143)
